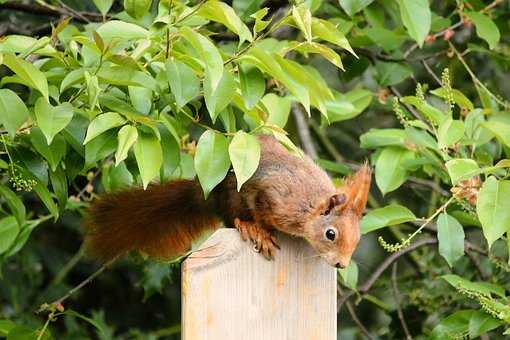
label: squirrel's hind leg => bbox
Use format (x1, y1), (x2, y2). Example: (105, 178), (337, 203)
(234, 218), (280, 260)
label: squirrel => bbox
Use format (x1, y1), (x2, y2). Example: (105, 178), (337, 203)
(84, 134), (371, 268)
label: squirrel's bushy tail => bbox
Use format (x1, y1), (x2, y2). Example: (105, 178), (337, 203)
(84, 179), (220, 262)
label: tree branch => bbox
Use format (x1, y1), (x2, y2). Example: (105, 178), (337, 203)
(291, 103), (319, 160)
(391, 263), (413, 340)
(0, 1), (103, 23)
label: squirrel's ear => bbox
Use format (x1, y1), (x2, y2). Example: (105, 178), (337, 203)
(321, 193), (346, 215)
(342, 162), (372, 216)
(328, 193), (346, 211)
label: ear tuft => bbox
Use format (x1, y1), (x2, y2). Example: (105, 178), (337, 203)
(342, 162), (372, 216)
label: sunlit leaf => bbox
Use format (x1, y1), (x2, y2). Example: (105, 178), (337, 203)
(229, 131), (260, 191)
(194, 130), (231, 198)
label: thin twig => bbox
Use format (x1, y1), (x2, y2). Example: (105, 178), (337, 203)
(391, 263), (413, 340)
(37, 256), (118, 313)
(403, 21), (464, 58)
(50, 245), (86, 286)
(465, 248), (488, 280)
(420, 60), (442, 86)
(291, 103), (318, 160)
(338, 284), (374, 340)
(449, 42), (510, 108)
(338, 238), (438, 311)
(309, 120), (344, 162)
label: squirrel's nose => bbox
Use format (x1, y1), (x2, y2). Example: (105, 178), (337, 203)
(335, 262), (345, 269)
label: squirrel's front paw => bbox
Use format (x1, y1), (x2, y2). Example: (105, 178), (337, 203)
(234, 218), (280, 260)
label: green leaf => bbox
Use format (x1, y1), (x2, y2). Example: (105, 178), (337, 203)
(241, 48), (311, 114)
(445, 158), (481, 185)
(360, 204), (416, 234)
(0, 89), (29, 137)
(397, 0), (431, 47)
(233, 0), (262, 19)
(250, 8), (270, 33)
(30, 128), (66, 171)
(326, 89), (372, 123)
(375, 147), (414, 195)
(430, 310), (473, 340)
(32, 178), (59, 220)
(140, 262), (172, 301)
(85, 72), (101, 110)
(0, 216), (20, 254)
(115, 125), (138, 166)
(338, 261), (358, 289)
(466, 12), (500, 50)
(0, 320), (16, 337)
(49, 166), (68, 212)
(363, 26), (408, 52)
(165, 59), (200, 109)
(360, 129), (407, 149)
(437, 213), (465, 267)
(376, 61), (413, 86)
(134, 130), (163, 189)
(442, 274), (505, 297)
(229, 131), (261, 191)
(468, 310), (503, 338)
(0, 184), (26, 227)
(194, 130), (231, 198)
(0, 36), (53, 55)
(84, 130), (117, 171)
(405, 127), (438, 150)
(124, 0), (152, 19)
(483, 121), (510, 147)
(204, 69), (236, 121)
(180, 26), (223, 90)
(292, 5), (312, 42)
(263, 94), (291, 128)
(312, 17), (355, 55)
(34, 98), (74, 145)
(93, 0), (114, 16)
(400, 96), (446, 125)
(476, 176), (510, 247)
(198, 0), (253, 44)
(60, 69), (85, 92)
(239, 64), (265, 110)
(6, 325), (51, 340)
(431, 88), (474, 111)
(437, 118), (464, 148)
(97, 20), (150, 42)
(159, 125), (180, 181)
(2, 53), (49, 100)
(128, 86), (152, 115)
(291, 42), (344, 70)
(339, 0), (374, 17)
(98, 66), (157, 91)
(84, 112), (126, 144)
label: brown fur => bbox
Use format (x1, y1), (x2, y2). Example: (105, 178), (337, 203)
(84, 135), (372, 267)
(84, 179), (220, 261)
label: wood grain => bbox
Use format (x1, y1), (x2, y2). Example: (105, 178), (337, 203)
(182, 229), (336, 340)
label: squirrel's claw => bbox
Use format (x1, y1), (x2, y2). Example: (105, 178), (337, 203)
(234, 218), (279, 260)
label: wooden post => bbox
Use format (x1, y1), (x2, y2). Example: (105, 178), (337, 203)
(182, 229), (337, 340)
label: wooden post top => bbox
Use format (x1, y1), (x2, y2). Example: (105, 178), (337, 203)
(182, 228), (337, 340)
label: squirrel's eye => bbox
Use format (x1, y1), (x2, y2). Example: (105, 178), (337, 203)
(325, 228), (336, 241)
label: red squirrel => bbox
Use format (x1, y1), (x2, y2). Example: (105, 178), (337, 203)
(84, 134), (371, 268)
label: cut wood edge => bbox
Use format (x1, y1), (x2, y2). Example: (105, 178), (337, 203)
(183, 228), (243, 271)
